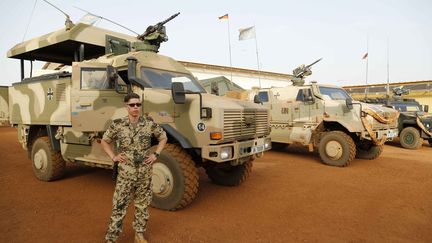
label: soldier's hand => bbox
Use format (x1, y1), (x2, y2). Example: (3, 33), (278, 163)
(144, 153), (157, 164)
(113, 153), (126, 163)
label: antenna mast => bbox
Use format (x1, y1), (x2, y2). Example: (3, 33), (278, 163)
(74, 6), (139, 35)
(42, 0), (74, 29)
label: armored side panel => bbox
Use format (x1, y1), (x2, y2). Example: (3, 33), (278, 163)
(0, 86), (9, 126)
(9, 74), (72, 125)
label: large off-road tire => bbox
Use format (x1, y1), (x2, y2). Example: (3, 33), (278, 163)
(318, 131), (356, 167)
(31, 136), (65, 181)
(151, 144), (198, 211)
(399, 127), (423, 149)
(205, 158), (252, 186)
(271, 142), (289, 151)
(355, 140), (384, 160)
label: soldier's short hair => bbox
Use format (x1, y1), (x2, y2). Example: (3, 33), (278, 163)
(124, 93), (140, 103)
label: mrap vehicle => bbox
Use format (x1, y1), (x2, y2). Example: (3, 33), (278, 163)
(360, 87), (432, 149)
(7, 14), (271, 210)
(247, 61), (399, 167)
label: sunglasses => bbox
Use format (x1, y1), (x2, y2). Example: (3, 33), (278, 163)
(127, 103), (142, 108)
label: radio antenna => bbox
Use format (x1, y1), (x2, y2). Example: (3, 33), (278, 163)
(42, 0), (74, 29)
(74, 6), (139, 35)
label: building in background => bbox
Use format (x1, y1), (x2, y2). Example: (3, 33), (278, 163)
(180, 61), (292, 89)
(0, 86), (9, 126)
(344, 80), (432, 108)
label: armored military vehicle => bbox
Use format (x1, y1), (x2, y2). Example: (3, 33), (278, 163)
(360, 87), (432, 149)
(248, 60), (399, 166)
(7, 14), (271, 210)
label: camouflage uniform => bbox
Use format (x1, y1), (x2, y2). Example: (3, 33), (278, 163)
(102, 115), (167, 242)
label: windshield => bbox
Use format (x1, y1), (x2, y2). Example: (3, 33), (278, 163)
(319, 86), (352, 100)
(393, 104), (420, 112)
(140, 67), (206, 93)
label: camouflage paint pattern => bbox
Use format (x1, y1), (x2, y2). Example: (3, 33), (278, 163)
(248, 83), (399, 146)
(8, 21), (271, 169)
(7, 23), (138, 62)
(102, 115), (166, 241)
(9, 78), (71, 125)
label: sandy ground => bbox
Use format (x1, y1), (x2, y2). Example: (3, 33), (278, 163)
(1, 126), (431, 243)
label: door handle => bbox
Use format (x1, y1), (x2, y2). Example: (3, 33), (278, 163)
(79, 103), (92, 107)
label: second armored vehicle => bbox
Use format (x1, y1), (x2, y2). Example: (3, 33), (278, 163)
(249, 60), (399, 166)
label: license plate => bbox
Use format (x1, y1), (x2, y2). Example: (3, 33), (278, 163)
(252, 145), (264, 153)
(387, 130), (398, 138)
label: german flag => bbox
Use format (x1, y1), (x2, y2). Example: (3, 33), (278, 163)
(218, 14), (229, 21)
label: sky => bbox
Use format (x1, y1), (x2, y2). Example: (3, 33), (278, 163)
(0, 0), (431, 87)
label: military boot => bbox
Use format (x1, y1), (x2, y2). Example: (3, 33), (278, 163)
(135, 233), (148, 243)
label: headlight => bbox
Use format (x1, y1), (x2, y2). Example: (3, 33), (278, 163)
(220, 146), (232, 160)
(264, 138), (271, 149)
(201, 107), (212, 118)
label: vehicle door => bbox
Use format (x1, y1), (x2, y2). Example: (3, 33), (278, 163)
(71, 62), (127, 132)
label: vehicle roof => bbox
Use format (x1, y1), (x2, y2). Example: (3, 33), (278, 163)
(7, 23), (138, 65)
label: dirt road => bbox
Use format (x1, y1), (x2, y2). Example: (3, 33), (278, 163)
(1, 126), (431, 243)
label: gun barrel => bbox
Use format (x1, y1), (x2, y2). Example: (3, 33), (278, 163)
(306, 58), (322, 68)
(138, 12), (180, 39)
(159, 12), (180, 25)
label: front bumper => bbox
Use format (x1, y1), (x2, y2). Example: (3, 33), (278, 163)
(361, 128), (399, 141)
(201, 136), (271, 164)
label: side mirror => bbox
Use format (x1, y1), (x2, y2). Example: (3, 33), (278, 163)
(127, 56), (146, 90)
(253, 94), (262, 104)
(424, 105), (429, 113)
(346, 98), (353, 110)
(172, 82), (186, 104)
(107, 65), (128, 94)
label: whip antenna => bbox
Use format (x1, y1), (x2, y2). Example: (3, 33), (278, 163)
(74, 6), (139, 35)
(42, 0), (74, 29)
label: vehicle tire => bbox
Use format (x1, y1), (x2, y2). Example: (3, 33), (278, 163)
(355, 140), (384, 160)
(318, 131), (356, 167)
(151, 143), (198, 211)
(271, 142), (289, 151)
(205, 158), (252, 186)
(399, 127), (423, 149)
(31, 136), (65, 181)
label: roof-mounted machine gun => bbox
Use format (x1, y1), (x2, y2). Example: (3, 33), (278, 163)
(291, 58), (322, 86)
(392, 86), (410, 97)
(135, 12), (180, 53)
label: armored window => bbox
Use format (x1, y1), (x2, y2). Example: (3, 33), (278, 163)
(81, 68), (112, 90)
(296, 89), (312, 101)
(393, 104), (420, 112)
(141, 67), (206, 93)
(258, 91), (269, 102)
(318, 86), (351, 100)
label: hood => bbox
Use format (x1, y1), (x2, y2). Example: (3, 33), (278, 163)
(201, 93), (268, 111)
(360, 102), (400, 120)
(360, 102), (400, 126)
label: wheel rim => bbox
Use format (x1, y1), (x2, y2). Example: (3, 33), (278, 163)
(325, 140), (343, 160)
(34, 149), (48, 171)
(152, 162), (174, 198)
(403, 133), (414, 145)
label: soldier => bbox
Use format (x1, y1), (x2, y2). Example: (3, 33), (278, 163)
(101, 92), (167, 243)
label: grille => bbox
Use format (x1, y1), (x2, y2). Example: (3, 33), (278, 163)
(56, 83), (66, 102)
(223, 109), (268, 140)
